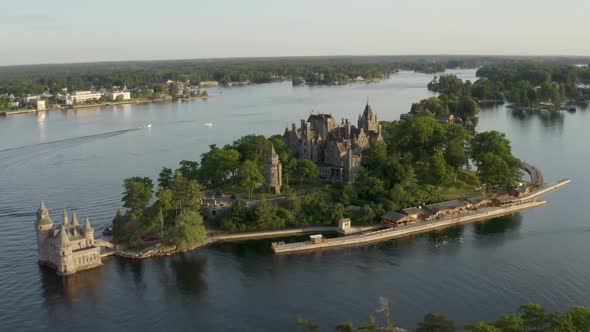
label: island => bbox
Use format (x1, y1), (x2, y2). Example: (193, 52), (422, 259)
(98, 101), (568, 260)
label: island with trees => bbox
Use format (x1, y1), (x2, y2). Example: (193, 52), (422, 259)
(111, 100), (528, 257)
(473, 62), (590, 110)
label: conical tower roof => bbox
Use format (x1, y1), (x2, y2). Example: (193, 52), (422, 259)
(37, 200), (53, 226)
(84, 217), (94, 234)
(363, 102), (374, 119)
(72, 212), (80, 227)
(62, 209), (69, 226)
(58, 226), (70, 246)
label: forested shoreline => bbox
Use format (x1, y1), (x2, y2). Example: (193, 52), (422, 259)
(2, 55), (589, 96)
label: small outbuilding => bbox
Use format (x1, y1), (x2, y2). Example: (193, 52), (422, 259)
(309, 234), (323, 244)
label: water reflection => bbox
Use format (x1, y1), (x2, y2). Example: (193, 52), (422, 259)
(168, 253), (208, 295)
(40, 265), (103, 314)
(509, 109), (564, 130)
(473, 213), (523, 237)
(428, 225), (464, 249)
(114, 258), (146, 293)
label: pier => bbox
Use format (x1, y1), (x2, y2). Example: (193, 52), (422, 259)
(272, 180), (570, 254)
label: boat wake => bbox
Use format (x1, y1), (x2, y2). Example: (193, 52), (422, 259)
(0, 128), (141, 154)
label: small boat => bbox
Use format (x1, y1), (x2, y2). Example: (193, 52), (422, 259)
(568, 106), (577, 113)
(102, 225), (113, 236)
(203, 122), (214, 127)
(146, 123), (152, 128)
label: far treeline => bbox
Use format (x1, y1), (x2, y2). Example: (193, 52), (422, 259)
(428, 62), (590, 109)
(113, 110), (522, 250)
(1, 55), (589, 96)
(295, 301), (590, 332)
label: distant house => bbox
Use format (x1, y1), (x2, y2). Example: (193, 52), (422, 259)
(106, 91), (131, 101)
(199, 81), (219, 88)
(435, 113), (455, 123)
(36, 100), (46, 111)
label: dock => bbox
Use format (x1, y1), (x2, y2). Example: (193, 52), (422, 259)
(272, 179), (570, 254)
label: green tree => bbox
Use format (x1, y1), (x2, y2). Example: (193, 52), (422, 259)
(122, 177), (154, 218)
(294, 159), (319, 185)
(171, 172), (204, 214)
(177, 160), (199, 180)
(255, 201), (285, 230)
(168, 210), (207, 250)
(416, 313), (457, 332)
(158, 167), (173, 189)
(199, 147), (241, 185)
(238, 160), (264, 198)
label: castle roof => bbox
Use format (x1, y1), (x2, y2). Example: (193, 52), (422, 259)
(58, 226), (71, 246)
(363, 102), (374, 119)
(84, 217), (94, 234)
(37, 200), (53, 226)
(72, 212), (80, 227)
(62, 209), (69, 226)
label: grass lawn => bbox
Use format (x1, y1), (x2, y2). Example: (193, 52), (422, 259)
(438, 170), (485, 200)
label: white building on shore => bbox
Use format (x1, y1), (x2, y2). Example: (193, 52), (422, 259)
(106, 91), (131, 101)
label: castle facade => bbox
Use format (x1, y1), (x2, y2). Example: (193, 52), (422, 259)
(283, 103), (382, 183)
(35, 201), (102, 275)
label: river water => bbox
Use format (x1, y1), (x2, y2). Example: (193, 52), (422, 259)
(0, 69), (588, 331)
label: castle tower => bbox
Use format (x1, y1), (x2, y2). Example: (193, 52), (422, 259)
(35, 201), (54, 263)
(84, 217), (94, 245)
(62, 209), (69, 226)
(57, 226), (73, 275)
(359, 102), (379, 133)
(265, 144), (282, 194)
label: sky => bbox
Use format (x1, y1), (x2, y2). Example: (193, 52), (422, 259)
(1, 0), (589, 66)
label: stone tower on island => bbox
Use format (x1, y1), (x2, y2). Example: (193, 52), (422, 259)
(35, 201), (103, 276)
(265, 144), (283, 194)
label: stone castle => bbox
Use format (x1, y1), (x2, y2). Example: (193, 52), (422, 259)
(283, 102), (382, 183)
(35, 201), (103, 275)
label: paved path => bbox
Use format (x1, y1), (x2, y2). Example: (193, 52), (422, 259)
(209, 224), (383, 243)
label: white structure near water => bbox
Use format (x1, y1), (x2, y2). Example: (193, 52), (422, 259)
(35, 201), (104, 275)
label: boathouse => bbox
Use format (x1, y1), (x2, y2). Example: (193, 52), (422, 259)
(463, 196), (492, 209)
(425, 200), (470, 219)
(381, 212), (415, 226)
(401, 207), (425, 219)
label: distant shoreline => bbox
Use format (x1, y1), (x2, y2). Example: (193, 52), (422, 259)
(0, 95), (210, 116)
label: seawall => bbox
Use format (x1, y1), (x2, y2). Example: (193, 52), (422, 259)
(273, 200), (547, 254)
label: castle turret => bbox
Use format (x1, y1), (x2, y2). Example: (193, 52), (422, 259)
(84, 217), (94, 243)
(62, 209), (69, 226)
(35, 201), (54, 263)
(72, 212), (80, 227)
(265, 144), (283, 194)
(57, 226), (73, 275)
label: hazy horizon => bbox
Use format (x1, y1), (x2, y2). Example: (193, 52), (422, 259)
(2, 0), (590, 66)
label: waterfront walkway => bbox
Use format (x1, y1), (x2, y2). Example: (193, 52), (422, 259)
(208, 224), (383, 243)
(272, 179), (571, 254)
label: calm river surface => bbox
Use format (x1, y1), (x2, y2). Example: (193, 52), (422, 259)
(1, 69), (588, 331)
